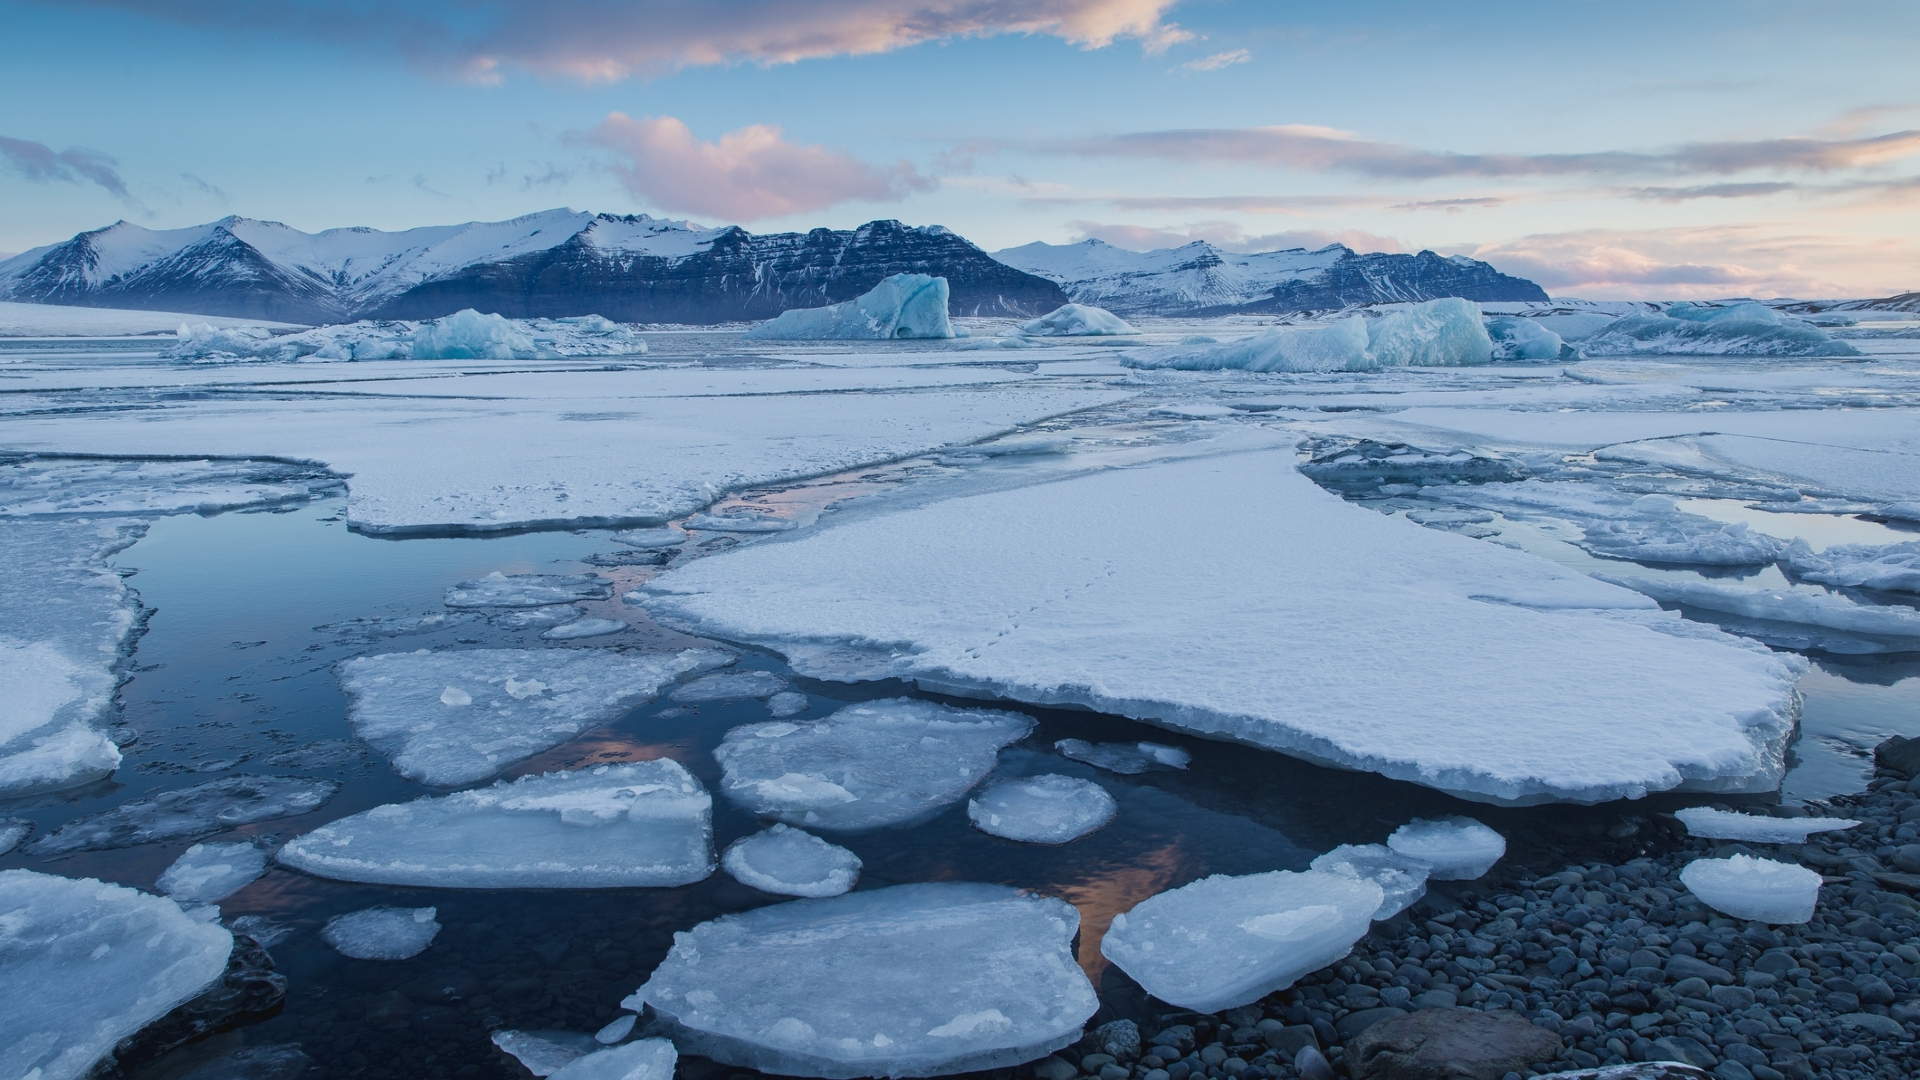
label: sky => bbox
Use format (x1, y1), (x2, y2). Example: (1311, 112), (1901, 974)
(2, 0), (1918, 299)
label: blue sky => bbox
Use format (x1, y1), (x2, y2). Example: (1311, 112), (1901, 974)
(3, 0), (1917, 297)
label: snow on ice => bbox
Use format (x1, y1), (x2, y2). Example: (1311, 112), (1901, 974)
(1018, 304), (1137, 337)
(445, 572), (612, 608)
(0, 300), (301, 339)
(155, 841), (271, 903)
(1100, 870), (1383, 1012)
(967, 775), (1116, 844)
(721, 824), (862, 897)
(745, 274), (955, 341)
(1597, 574), (1920, 642)
(1679, 855), (1823, 924)
(321, 906), (441, 959)
(640, 448), (1805, 805)
(712, 699), (1033, 831)
(1053, 739), (1189, 775)
(628, 882), (1096, 1078)
(337, 647), (726, 785)
(29, 775), (338, 854)
(276, 760), (715, 889)
(1308, 844), (1432, 919)
(1674, 806), (1860, 843)
(1124, 299), (1492, 373)
(0, 819), (30, 854)
(1785, 538), (1920, 594)
(0, 869), (234, 1080)
(1385, 818), (1506, 880)
(1, 456), (340, 519)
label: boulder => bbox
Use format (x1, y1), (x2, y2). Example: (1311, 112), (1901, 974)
(1876, 734), (1920, 777)
(1345, 1007), (1562, 1080)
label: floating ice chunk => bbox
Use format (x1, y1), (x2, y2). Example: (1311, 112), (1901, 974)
(29, 775), (338, 854)
(629, 882), (1095, 1078)
(0, 818), (31, 854)
(444, 572), (612, 608)
(1680, 855), (1822, 923)
(315, 611), (479, 639)
(1580, 517), (1787, 566)
(1485, 316), (1578, 361)
(0, 869), (234, 1080)
(276, 760), (715, 888)
(1309, 844), (1431, 919)
(596, 1014), (638, 1044)
(0, 722), (123, 799)
(685, 512), (797, 533)
(1386, 818), (1505, 881)
(493, 1030), (599, 1076)
(766, 691), (810, 717)
(1580, 302), (1859, 357)
(1598, 574), (1920, 640)
(1126, 300), (1491, 373)
(671, 670), (789, 702)
(1785, 538), (1920, 594)
(229, 915), (290, 948)
(337, 647), (725, 785)
(1019, 304), (1137, 337)
(1675, 807), (1860, 843)
(322, 906), (440, 959)
(552, 1039), (677, 1080)
(156, 841), (271, 903)
(745, 274), (955, 340)
(714, 699), (1034, 831)
(263, 739), (363, 769)
(412, 309), (545, 360)
(613, 528), (686, 550)
(493, 605), (584, 629)
(1053, 738), (1189, 774)
(1100, 870), (1383, 1012)
(722, 824), (862, 897)
(969, 775), (1115, 844)
(543, 618), (629, 640)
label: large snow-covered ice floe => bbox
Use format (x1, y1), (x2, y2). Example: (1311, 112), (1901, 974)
(164, 310), (646, 362)
(713, 699), (1033, 831)
(1785, 538), (1920, 595)
(1385, 818), (1506, 880)
(627, 882), (1096, 1078)
(1674, 806), (1859, 843)
(1100, 870), (1383, 1012)
(1309, 844), (1431, 920)
(0, 869), (234, 1080)
(639, 448), (1807, 805)
(745, 274), (955, 341)
(1576, 302), (1859, 357)
(276, 760), (714, 889)
(721, 824), (862, 897)
(1123, 299), (1492, 373)
(29, 775), (339, 854)
(445, 571), (613, 608)
(156, 841), (271, 903)
(1679, 855), (1822, 924)
(322, 906), (441, 959)
(967, 775), (1116, 844)
(1018, 304), (1137, 337)
(337, 647), (727, 785)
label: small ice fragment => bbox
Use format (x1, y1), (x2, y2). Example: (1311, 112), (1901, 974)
(671, 671), (788, 702)
(766, 691), (810, 717)
(0, 818), (32, 854)
(1100, 870), (1383, 1012)
(721, 824), (862, 897)
(492, 604), (584, 629)
(968, 775), (1116, 844)
(684, 513), (796, 533)
(505, 677), (549, 700)
(1054, 738), (1189, 775)
(28, 775), (338, 854)
(1386, 817), (1505, 880)
(1679, 855), (1822, 924)
(542, 618), (629, 640)
(445, 573), (611, 608)
(613, 528), (686, 550)
(552, 1038), (677, 1080)
(156, 841), (270, 903)
(1309, 844), (1431, 919)
(320, 906), (440, 960)
(229, 914), (291, 947)
(1675, 806), (1861, 843)
(440, 686), (472, 706)
(493, 1030), (596, 1076)
(596, 1014), (639, 1045)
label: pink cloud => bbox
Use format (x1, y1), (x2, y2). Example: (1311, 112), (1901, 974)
(1067, 219), (1405, 254)
(585, 114), (934, 221)
(1466, 226), (1917, 300)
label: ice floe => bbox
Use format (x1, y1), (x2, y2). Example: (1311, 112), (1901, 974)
(1309, 844), (1432, 919)
(640, 447), (1806, 805)
(321, 906), (441, 959)
(1679, 855), (1822, 924)
(542, 617), (629, 640)
(670, 670), (789, 702)
(1125, 299), (1491, 373)
(165, 310), (645, 362)
(766, 691), (811, 717)
(493, 1030), (594, 1076)
(1577, 303), (1858, 357)
(29, 775), (338, 854)
(337, 647), (725, 785)
(598, 1015), (638, 1044)
(1386, 818), (1506, 880)
(0, 869), (234, 1080)
(1419, 483), (1789, 566)
(445, 572), (612, 608)
(628, 882), (1095, 1078)
(745, 274), (955, 341)
(1598, 575), (1920, 641)
(494, 605), (585, 629)
(1674, 806), (1860, 843)
(551, 1039), (677, 1080)
(721, 824), (862, 897)
(1100, 870), (1383, 1012)
(1019, 304), (1137, 337)
(968, 775), (1116, 844)
(276, 760), (715, 888)
(156, 841), (271, 903)
(1785, 538), (1920, 594)
(0, 456), (340, 518)
(613, 528), (687, 549)
(316, 610), (480, 639)
(1053, 738), (1189, 774)
(713, 699), (1034, 831)
(0, 818), (30, 854)
(685, 512), (797, 533)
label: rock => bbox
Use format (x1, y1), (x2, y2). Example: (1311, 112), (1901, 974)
(1345, 1007), (1563, 1080)
(1264, 1026), (1318, 1057)
(105, 934), (289, 1077)
(1294, 1047), (1336, 1080)
(1336, 1007), (1408, 1041)
(1664, 955), (1735, 986)
(1089, 1021), (1141, 1062)
(1033, 1056), (1078, 1080)
(1411, 990), (1458, 1009)
(1650, 1037), (1718, 1069)
(1893, 845), (1920, 873)
(1834, 1012), (1903, 1037)
(1876, 735), (1920, 777)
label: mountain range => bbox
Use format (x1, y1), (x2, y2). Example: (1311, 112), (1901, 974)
(0, 209), (1551, 325)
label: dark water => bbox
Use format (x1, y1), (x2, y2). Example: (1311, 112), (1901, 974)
(4, 493), (1918, 1079)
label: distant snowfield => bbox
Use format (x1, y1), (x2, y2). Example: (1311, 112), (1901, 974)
(0, 300), (302, 338)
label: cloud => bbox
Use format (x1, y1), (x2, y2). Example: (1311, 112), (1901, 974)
(81, 0), (1188, 81)
(583, 114), (934, 221)
(1465, 226), (1914, 300)
(1176, 48), (1248, 73)
(179, 172), (230, 201)
(1386, 196), (1507, 212)
(1067, 219), (1404, 254)
(0, 135), (134, 201)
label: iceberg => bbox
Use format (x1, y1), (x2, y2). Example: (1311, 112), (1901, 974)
(1018, 304), (1138, 337)
(1053, 738), (1189, 774)
(542, 617), (629, 640)
(277, 760), (715, 888)
(1100, 870), (1383, 1012)
(321, 906), (441, 959)
(1485, 315), (1579, 361)
(745, 274), (955, 341)
(1679, 855), (1821, 924)
(967, 775), (1116, 844)
(1785, 538), (1920, 594)
(670, 670), (789, 702)
(1578, 302), (1859, 357)
(1386, 818), (1505, 881)
(1124, 299), (1492, 373)
(163, 310), (646, 362)
(713, 699), (1034, 831)
(337, 647), (726, 786)
(551, 1039), (677, 1080)
(156, 841), (271, 903)
(0, 870), (234, 1080)
(628, 882), (1096, 1078)
(411, 309), (542, 360)
(1675, 806), (1859, 843)
(721, 824), (862, 897)
(1309, 844), (1431, 919)
(29, 775), (338, 854)
(445, 571), (612, 608)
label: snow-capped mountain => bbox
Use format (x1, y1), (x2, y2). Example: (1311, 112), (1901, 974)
(0, 211), (1067, 324)
(991, 239), (1548, 316)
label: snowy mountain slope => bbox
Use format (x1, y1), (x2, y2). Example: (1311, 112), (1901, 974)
(992, 238), (1547, 316)
(0, 213), (1066, 325)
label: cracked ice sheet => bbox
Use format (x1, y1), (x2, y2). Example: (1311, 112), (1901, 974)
(0, 367), (1126, 533)
(641, 446), (1805, 806)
